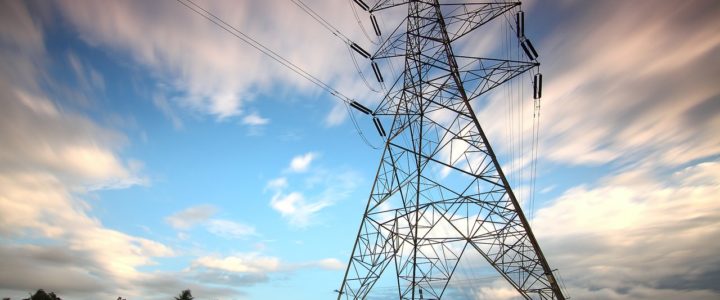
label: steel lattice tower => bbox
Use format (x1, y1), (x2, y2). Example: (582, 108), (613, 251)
(338, 0), (564, 299)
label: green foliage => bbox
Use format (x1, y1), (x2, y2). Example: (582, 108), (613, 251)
(7, 288), (196, 300)
(174, 289), (194, 300)
(22, 290), (61, 300)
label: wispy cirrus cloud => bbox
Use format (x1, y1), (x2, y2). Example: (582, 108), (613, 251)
(532, 0), (720, 168)
(165, 205), (257, 239)
(269, 192), (332, 228)
(193, 252), (344, 274)
(0, 3), (171, 299)
(242, 112), (270, 126)
(265, 176), (288, 191)
(440, 160), (720, 300)
(442, 1), (720, 299)
(53, 0), (375, 126)
(267, 153), (360, 228)
(165, 205), (218, 230)
(206, 219), (257, 239)
(469, 1), (720, 299)
(529, 161), (720, 299)
(466, 0), (720, 190)
(153, 93), (184, 130)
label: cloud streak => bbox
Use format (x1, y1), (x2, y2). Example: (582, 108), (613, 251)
(268, 153), (359, 228)
(533, 0), (720, 168)
(53, 0), (377, 126)
(166, 205), (257, 239)
(206, 219), (257, 239)
(242, 112), (270, 126)
(270, 191), (332, 228)
(194, 253), (344, 274)
(165, 205), (218, 230)
(532, 161), (720, 299)
(0, 3), (173, 299)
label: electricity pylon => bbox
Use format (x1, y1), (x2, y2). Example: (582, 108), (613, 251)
(338, 0), (564, 299)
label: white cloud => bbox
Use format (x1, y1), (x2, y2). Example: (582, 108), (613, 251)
(242, 112), (270, 126)
(268, 155), (360, 228)
(325, 101), (348, 126)
(270, 191), (332, 228)
(539, 185), (556, 194)
(288, 152), (317, 173)
(265, 176), (288, 191)
(166, 206), (257, 239)
(195, 253), (281, 274)
(1, 88), (145, 189)
(528, 161), (720, 299)
(67, 51), (105, 93)
(434, 163), (720, 300)
(504, 5), (720, 297)
(311, 258), (345, 271)
(177, 231), (189, 241)
(526, 0), (720, 168)
(165, 205), (217, 230)
(0, 4), (172, 298)
(194, 253), (344, 275)
(206, 219), (257, 239)
(3, 0), (716, 299)
(53, 0), (374, 122)
(270, 192), (303, 216)
(153, 93), (184, 129)
(0, 171), (174, 299)
(443, 10), (720, 297)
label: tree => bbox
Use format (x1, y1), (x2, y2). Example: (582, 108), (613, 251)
(174, 289), (193, 300)
(22, 290), (61, 300)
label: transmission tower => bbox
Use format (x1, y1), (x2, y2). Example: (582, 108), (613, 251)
(338, 0), (564, 299)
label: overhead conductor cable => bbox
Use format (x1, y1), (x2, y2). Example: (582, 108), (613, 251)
(291, 0), (382, 94)
(175, 0), (384, 147)
(176, 0), (350, 103)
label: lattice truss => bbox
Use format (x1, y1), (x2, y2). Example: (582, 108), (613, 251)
(338, 1), (563, 299)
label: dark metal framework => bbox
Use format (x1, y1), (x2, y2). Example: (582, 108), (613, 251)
(338, 1), (565, 299)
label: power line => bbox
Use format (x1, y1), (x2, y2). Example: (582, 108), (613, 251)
(348, 0), (380, 45)
(290, 0), (383, 94)
(290, 0), (353, 44)
(176, 0), (352, 103)
(175, 0), (380, 148)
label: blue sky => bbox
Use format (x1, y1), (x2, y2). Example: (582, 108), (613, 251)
(1, 0), (719, 299)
